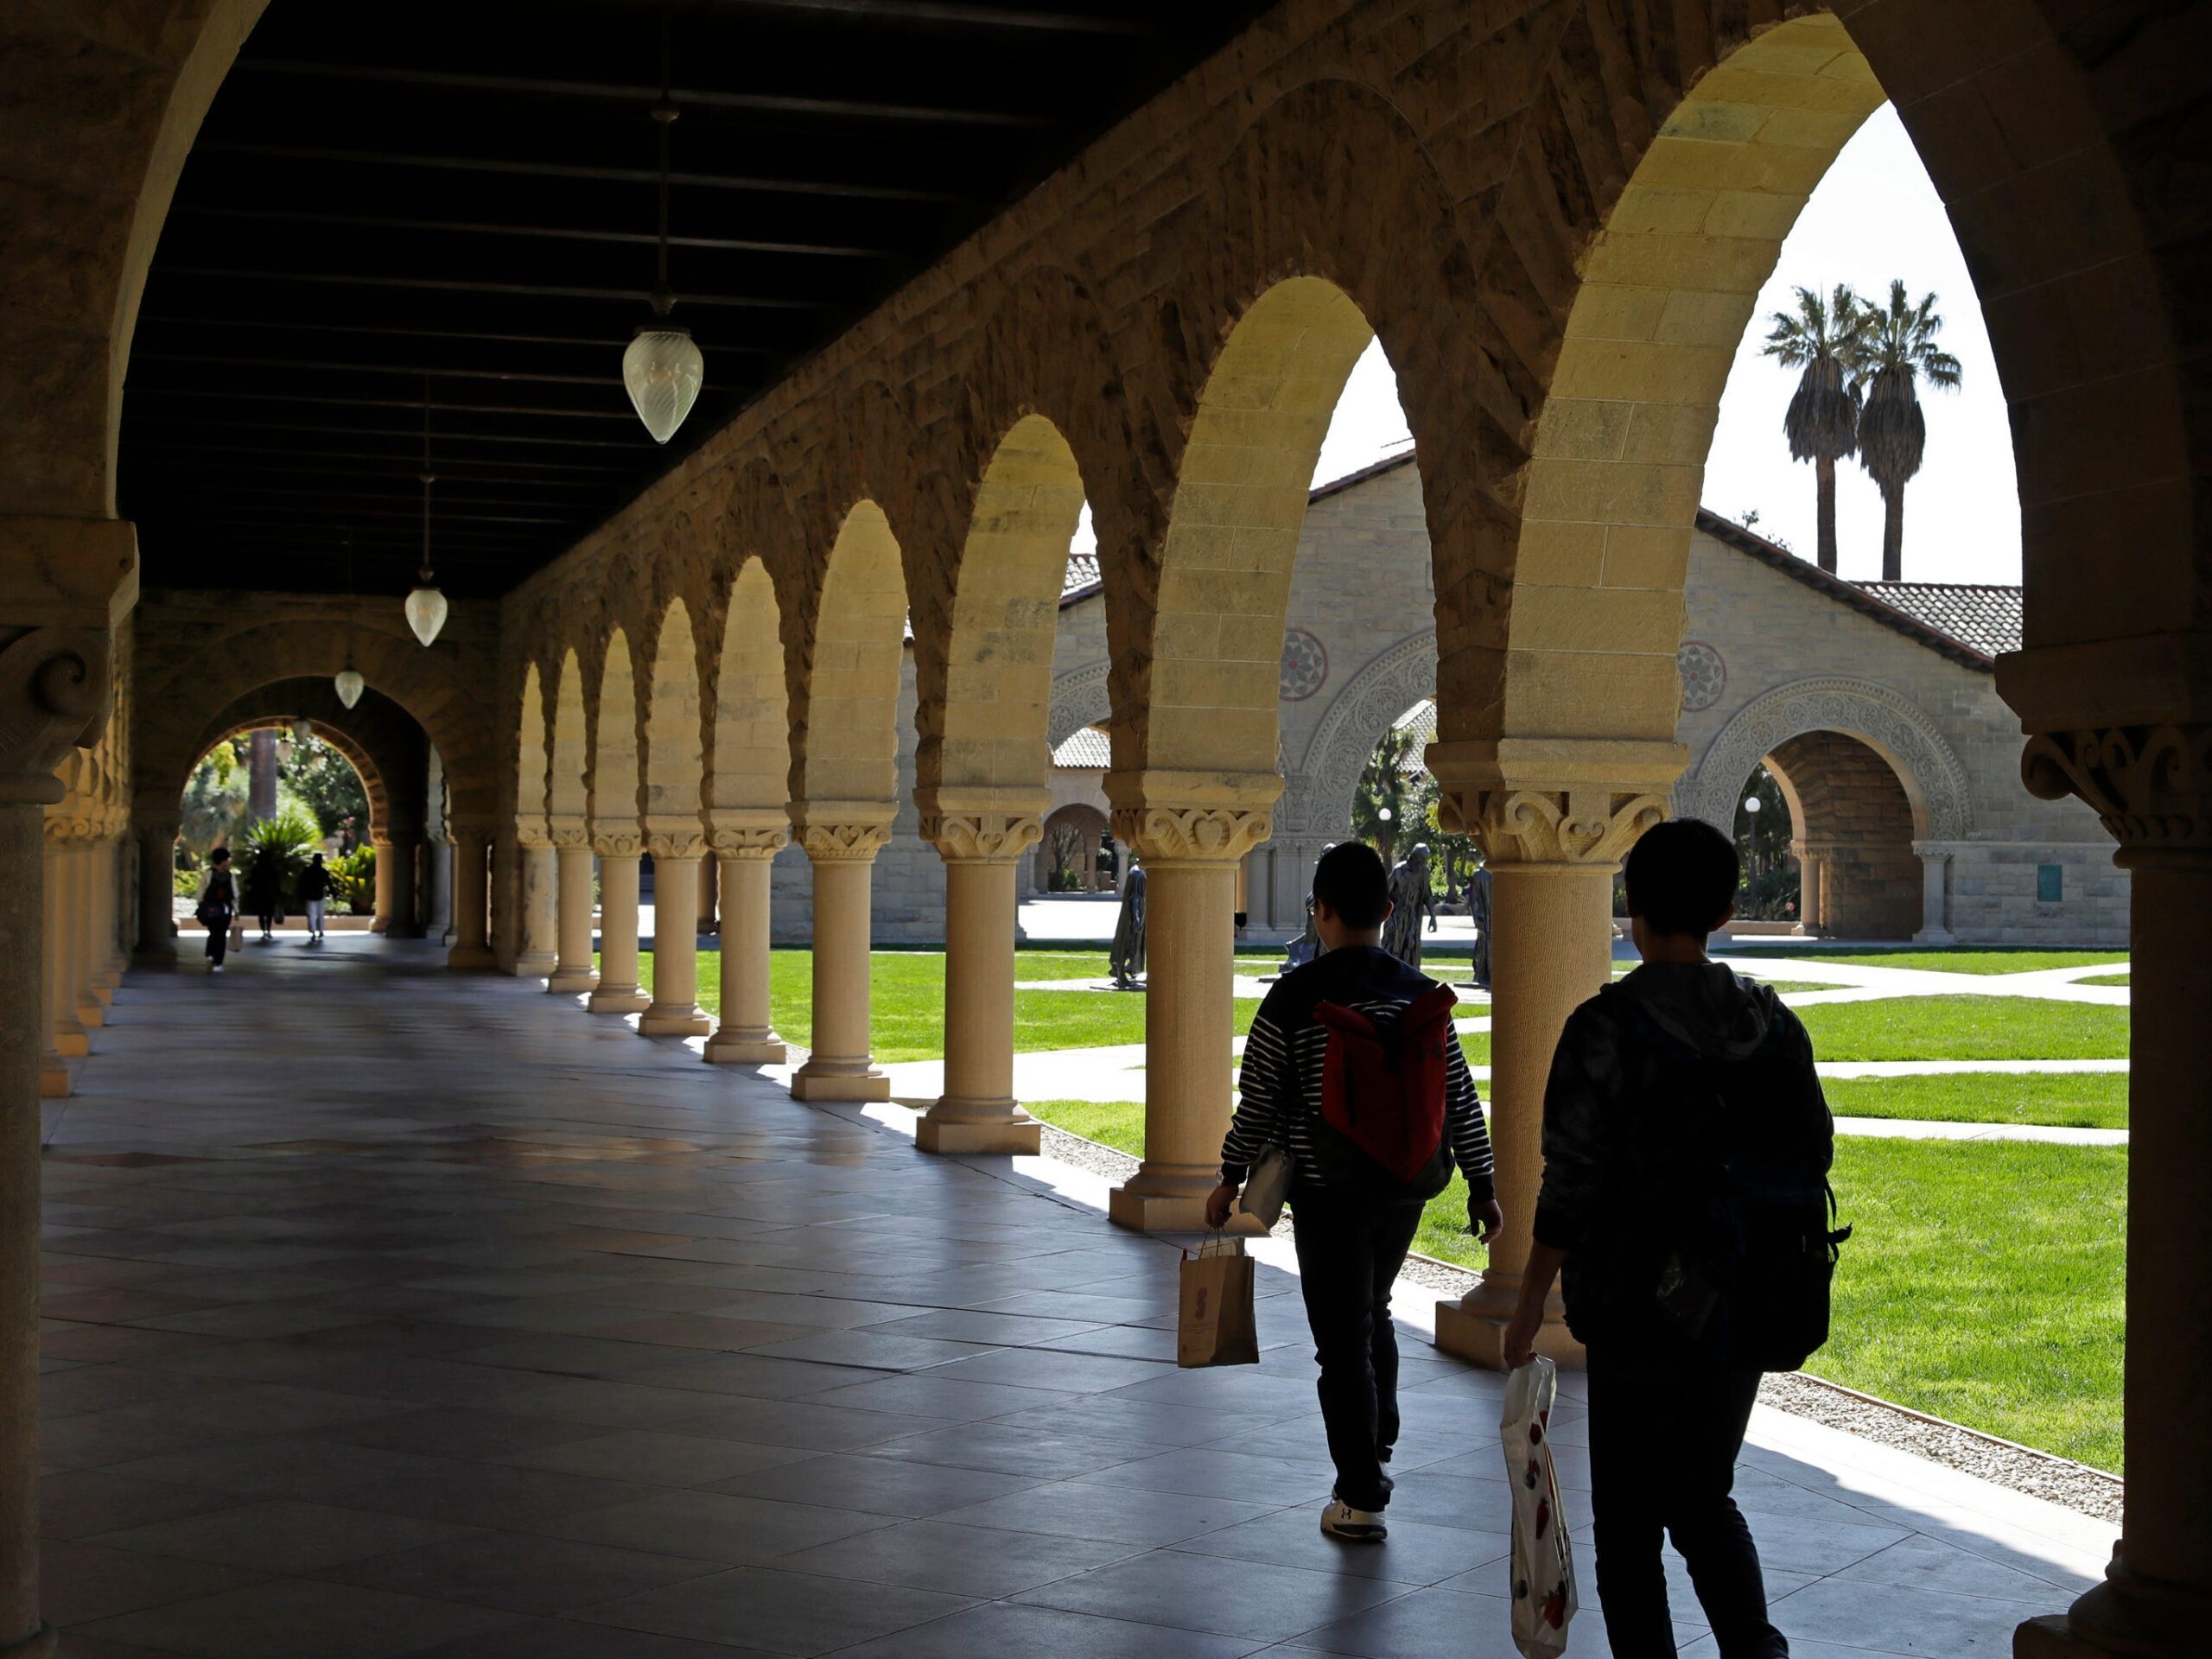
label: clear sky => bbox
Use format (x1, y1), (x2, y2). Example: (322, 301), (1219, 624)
(1308, 102), (2024, 587)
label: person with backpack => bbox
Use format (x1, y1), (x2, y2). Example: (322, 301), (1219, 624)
(1502, 817), (1843, 1659)
(1205, 842), (1500, 1542)
(194, 847), (238, 973)
(297, 851), (332, 942)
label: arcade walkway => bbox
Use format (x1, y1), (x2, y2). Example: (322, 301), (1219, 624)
(38, 942), (2109, 1656)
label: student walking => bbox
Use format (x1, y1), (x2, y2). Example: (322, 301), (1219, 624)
(243, 850), (284, 942)
(1503, 818), (1839, 1659)
(1207, 842), (1501, 1542)
(195, 848), (238, 973)
(298, 851), (332, 942)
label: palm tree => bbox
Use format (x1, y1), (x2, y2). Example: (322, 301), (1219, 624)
(1853, 279), (1962, 581)
(1762, 283), (1867, 574)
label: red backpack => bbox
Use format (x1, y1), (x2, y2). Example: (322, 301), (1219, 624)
(1312, 982), (1459, 1198)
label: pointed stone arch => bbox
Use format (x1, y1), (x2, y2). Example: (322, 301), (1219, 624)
(643, 598), (704, 836)
(514, 662), (548, 838)
(708, 559), (789, 819)
(791, 500), (910, 809)
(548, 649), (588, 833)
(1290, 630), (1438, 838)
(591, 630), (640, 841)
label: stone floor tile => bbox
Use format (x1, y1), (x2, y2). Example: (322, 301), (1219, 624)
(1768, 1575), (2060, 1654)
(39, 1540), (268, 1627)
(86, 1497), (481, 1573)
(39, 1471), (241, 1541)
(75, 1576), (523, 1659)
(665, 1397), (950, 1452)
(740, 1327), (996, 1372)
(637, 1353), (885, 1400)
(501, 1429), (816, 1486)
(708, 1452), (1039, 1518)
(538, 1489), (894, 1564)
(332, 1459), (659, 1530)
(315, 1405), (611, 1460)
(858, 1420), (1167, 1481)
(861, 1308), (1109, 1347)
(833, 1599), (1274, 1658)
(798, 1371), (1078, 1422)
(589, 1314), (816, 1351)
(763, 1516), (1141, 1598)
(579, 1565), (976, 1655)
(1271, 1582), (1554, 1657)
(400, 1617), (779, 1656)
(322, 1529), (723, 1615)
(1172, 1505), (1510, 1586)
(931, 1479), (1284, 1547)
(923, 1345), (1177, 1395)
(101, 1435), (454, 1500)
(1014, 1548), (1408, 1644)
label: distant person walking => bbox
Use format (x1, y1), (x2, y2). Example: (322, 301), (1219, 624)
(337, 816), (358, 856)
(194, 848), (238, 974)
(298, 852), (332, 943)
(244, 852), (284, 943)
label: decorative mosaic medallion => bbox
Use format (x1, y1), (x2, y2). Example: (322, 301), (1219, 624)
(1678, 640), (1726, 713)
(1279, 628), (1328, 702)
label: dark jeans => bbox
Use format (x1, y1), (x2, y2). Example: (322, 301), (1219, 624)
(1289, 1187), (1424, 1512)
(1587, 1348), (1785, 1658)
(204, 914), (231, 966)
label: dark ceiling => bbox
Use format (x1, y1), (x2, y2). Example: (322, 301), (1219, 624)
(122, 0), (1271, 598)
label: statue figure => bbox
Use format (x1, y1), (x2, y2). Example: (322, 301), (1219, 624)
(1381, 842), (1440, 969)
(1467, 861), (1493, 989)
(1109, 861), (1147, 989)
(1281, 842), (1334, 972)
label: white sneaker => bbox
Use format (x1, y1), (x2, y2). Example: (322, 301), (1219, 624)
(1320, 1496), (1387, 1542)
(211, 964), (224, 974)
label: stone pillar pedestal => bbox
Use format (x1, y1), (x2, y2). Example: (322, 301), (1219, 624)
(132, 817), (175, 965)
(385, 831), (422, 938)
(370, 831), (395, 933)
(67, 842), (105, 1026)
(39, 828), (73, 1095)
(512, 830), (557, 976)
(89, 835), (120, 995)
(1102, 772), (1277, 1230)
(48, 830), (89, 1054)
(2010, 722), (2212, 1658)
(917, 797), (1044, 1154)
(447, 829), (495, 969)
(588, 836), (650, 1013)
(789, 811), (893, 1102)
(640, 833), (712, 1036)
(704, 817), (787, 1065)
(546, 828), (597, 994)
(1425, 739), (1678, 1368)
(1912, 840), (1954, 944)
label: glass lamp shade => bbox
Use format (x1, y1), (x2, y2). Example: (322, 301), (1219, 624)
(334, 667), (365, 709)
(623, 325), (702, 444)
(292, 716), (314, 747)
(405, 582), (449, 647)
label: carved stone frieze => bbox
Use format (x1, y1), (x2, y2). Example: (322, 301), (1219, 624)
(0, 626), (110, 805)
(591, 830), (645, 858)
(547, 817), (590, 849)
(797, 821), (893, 862)
(1111, 804), (1272, 865)
(512, 823), (552, 849)
(647, 830), (709, 861)
(922, 812), (1043, 864)
(2023, 723), (2212, 861)
(709, 824), (789, 860)
(1440, 785), (1669, 868)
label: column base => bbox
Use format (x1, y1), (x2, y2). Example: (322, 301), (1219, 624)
(546, 969), (597, 993)
(1914, 928), (1957, 945)
(588, 986), (650, 1014)
(41, 1059), (72, 1098)
(917, 1102), (1042, 1156)
(704, 1031), (786, 1065)
(446, 944), (497, 970)
(639, 1006), (713, 1037)
(791, 1061), (890, 1102)
(1106, 1163), (1220, 1233)
(2014, 1566), (2212, 1658)
(511, 952), (557, 978)
(0, 1622), (57, 1659)
(1432, 1277), (1584, 1371)
(54, 1027), (88, 1059)
(75, 1000), (105, 1028)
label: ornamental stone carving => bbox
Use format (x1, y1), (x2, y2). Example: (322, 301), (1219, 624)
(2023, 724), (2212, 860)
(0, 626), (110, 804)
(709, 824), (789, 860)
(922, 812), (1044, 864)
(1443, 785), (1669, 867)
(798, 821), (893, 861)
(591, 830), (645, 858)
(547, 817), (590, 849)
(1294, 628), (1437, 837)
(1111, 804), (1273, 864)
(1046, 662), (1113, 751)
(513, 823), (552, 849)
(647, 830), (708, 860)
(1678, 676), (1972, 841)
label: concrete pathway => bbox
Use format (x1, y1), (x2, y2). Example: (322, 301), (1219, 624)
(35, 936), (2113, 1656)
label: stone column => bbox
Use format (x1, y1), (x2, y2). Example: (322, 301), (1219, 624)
(446, 828), (496, 969)
(1102, 772), (1277, 1230)
(385, 830), (423, 938)
(0, 606), (123, 1659)
(2012, 723), (2211, 1659)
(132, 816), (175, 964)
(512, 827), (558, 976)
(704, 816), (787, 1065)
(546, 823), (597, 994)
(588, 833), (651, 1013)
(40, 826), (73, 1094)
(1427, 740), (1676, 1368)
(789, 810), (893, 1102)
(1911, 841), (1954, 944)
(640, 831), (713, 1036)
(51, 830), (92, 1051)
(698, 853), (718, 934)
(369, 830), (396, 934)
(88, 834), (120, 995)
(917, 798), (1045, 1154)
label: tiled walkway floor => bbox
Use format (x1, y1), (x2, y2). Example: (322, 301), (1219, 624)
(38, 938), (2108, 1656)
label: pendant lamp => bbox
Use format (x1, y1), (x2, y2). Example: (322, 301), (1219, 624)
(406, 381), (449, 645)
(292, 716), (315, 747)
(335, 538), (365, 708)
(623, 11), (702, 444)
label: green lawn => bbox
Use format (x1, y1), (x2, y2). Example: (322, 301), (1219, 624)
(2076, 971), (2130, 988)
(1795, 995), (2129, 1061)
(1821, 1071), (2128, 1130)
(1752, 950), (2128, 976)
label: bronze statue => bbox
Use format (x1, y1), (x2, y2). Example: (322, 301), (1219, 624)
(1382, 842), (1440, 969)
(1109, 861), (1147, 989)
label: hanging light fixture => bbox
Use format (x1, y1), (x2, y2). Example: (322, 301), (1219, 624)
(622, 8), (702, 444)
(292, 716), (315, 747)
(405, 378), (449, 645)
(335, 538), (365, 709)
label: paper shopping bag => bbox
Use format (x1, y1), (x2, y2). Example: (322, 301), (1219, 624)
(1501, 1357), (1579, 1658)
(1177, 1236), (1258, 1367)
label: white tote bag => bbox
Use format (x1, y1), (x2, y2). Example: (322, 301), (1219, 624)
(1501, 1357), (1579, 1658)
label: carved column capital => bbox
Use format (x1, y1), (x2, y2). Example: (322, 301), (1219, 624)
(1428, 737), (1682, 868)
(548, 824), (590, 849)
(1102, 768), (1279, 866)
(591, 830), (645, 858)
(922, 812), (1043, 865)
(370, 830), (397, 850)
(2023, 722), (2212, 866)
(0, 626), (111, 806)
(709, 825), (789, 860)
(796, 821), (893, 862)
(512, 823), (552, 850)
(647, 830), (708, 860)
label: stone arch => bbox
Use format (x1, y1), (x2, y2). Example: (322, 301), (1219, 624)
(1761, 730), (1922, 939)
(708, 558), (789, 817)
(1500, 13), (1887, 748)
(1048, 662), (1113, 752)
(591, 630), (640, 839)
(191, 722), (386, 839)
(514, 663), (548, 836)
(918, 413), (1090, 799)
(183, 680), (424, 839)
(1036, 802), (1110, 893)
(548, 649), (588, 831)
(790, 500), (910, 807)
(1677, 675), (1973, 842)
(643, 598), (704, 834)
(1289, 631), (1439, 839)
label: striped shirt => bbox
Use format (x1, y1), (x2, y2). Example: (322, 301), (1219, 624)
(1222, 944), (1495, 1198)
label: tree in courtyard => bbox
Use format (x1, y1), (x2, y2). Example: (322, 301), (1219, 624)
(1351, 726), (1433, 870)
(1045, 820), (1084, 891)
(1761, 283), (1868, 575)
(285, 733), (371, 836)
(1852, 279), (1962, 582)
(181, 738), (249, 855)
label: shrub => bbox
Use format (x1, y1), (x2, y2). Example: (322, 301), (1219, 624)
(327, 845), (377, 914)
(239, 806), (321, 900)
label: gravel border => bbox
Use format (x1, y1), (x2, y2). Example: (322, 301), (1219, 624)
(1027, 1125), (2122, 1522)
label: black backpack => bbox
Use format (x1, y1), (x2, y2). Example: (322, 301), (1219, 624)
(1611, 994), (1850, 1371)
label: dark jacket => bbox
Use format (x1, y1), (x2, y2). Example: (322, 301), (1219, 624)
(1222, 944), (1494, 1200)
(1534, 961), (1832, 1345)
(297, 863), (332, 900)
(244, 860), (285, 912)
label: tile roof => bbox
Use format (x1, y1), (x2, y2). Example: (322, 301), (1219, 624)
(1061, 548), (1101, 601)
(1856, 581), (2021, 660)
(1051, 724), (1110, 769)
